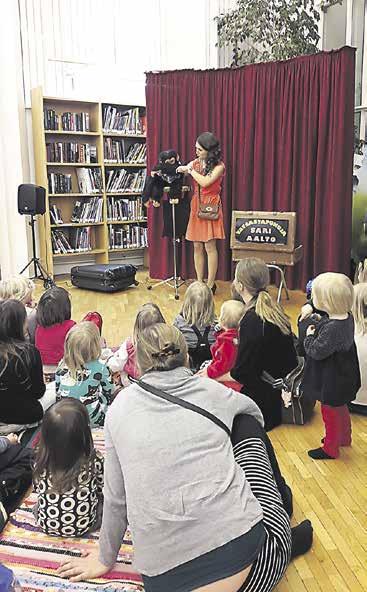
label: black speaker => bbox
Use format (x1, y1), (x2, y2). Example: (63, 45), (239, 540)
(18, 184), (46, 215)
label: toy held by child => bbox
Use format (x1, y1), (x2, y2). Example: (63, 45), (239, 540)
(173, 282), (216, 372)
(302, 273), (361, 459)
(35, 287), (76, 378)
(107, 303), (165, 386)
(56, 322), (114, 427)
(33, 399), (104, 537)
(201, 300), (245, 391)
(349, 283), (367, 415)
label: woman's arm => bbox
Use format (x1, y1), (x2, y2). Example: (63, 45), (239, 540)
(189, 163), (225, 189)
(58, 421), (127, 581)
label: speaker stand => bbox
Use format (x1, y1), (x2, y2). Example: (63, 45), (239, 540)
(19, 215), (55, 289)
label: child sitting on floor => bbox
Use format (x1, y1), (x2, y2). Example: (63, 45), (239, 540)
(303, 272), (361, 459)
(0, 275), (37, 343)
(56, 322), (114, 427)
(33, 399), (104, 537)
(35, 287), (76, 380)
(173, 282), (217, 371)
(349, 283), (367, 415)
(107, 303), (165, 385)
(199, 299), (245, 391)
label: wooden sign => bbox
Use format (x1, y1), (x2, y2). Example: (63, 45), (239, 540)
(231, 211), (297, 253)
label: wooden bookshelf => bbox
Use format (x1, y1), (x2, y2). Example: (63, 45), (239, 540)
(31, 87), (147, 276)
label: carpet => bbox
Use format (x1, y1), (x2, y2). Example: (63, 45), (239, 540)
(0, 429), (144, 591)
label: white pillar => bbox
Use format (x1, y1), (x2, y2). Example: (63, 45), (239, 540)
(0, 1), (30, 278)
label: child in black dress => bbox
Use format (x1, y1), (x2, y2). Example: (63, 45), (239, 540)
(303, 273), (361, 459)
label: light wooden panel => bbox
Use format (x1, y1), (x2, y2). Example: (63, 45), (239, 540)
(33, 276), (367, 591)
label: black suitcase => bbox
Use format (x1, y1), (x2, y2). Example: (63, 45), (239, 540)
(71, 264), (138, 293)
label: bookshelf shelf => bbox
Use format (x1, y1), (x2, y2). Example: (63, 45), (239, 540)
(46, 162), (102, 167)
(45, 131), (100, 136)
(49, 193), (103, 197)
(103, 133), (146, 138)
(32, 87), (147, 276)
(53, 248), (106, 258)
(109, 247), (145, 253)
(51, 223), (104, 228)
(107, 219), (147, 225)
(104, 163), (146, 167)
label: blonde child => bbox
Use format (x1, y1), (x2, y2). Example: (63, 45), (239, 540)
(107, 303), (165, 385)
(303, 273), (361, 459)
(33, 399), (104, 537)
(173, 281), (216, 371)
(0, 275), (37, 342)
(55, 322), (114, 427)
(200, 300), (245, 391)
(349, 283), (367, 415)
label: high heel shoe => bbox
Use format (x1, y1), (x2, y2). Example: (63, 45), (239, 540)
(210, 283), (217, 295)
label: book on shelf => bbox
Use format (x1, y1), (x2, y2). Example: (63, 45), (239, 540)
(107, 196), (145, 221)
(46, 142), (97, 163)
(102, 106), (145, 135)
(105, 168), (146, 193)
(52, 227), (93, 254)
(76, 168), (103, 193)
(124, 143), (146, 164)
(61, 111), (90, 132)
(44, 108), (59, 131)
(109, 224), (148, 250)
(49, 204), (64, 225)
(71, 196), (103, 223)
(48, 172), (72, 194)
(104, 138), (125, 163)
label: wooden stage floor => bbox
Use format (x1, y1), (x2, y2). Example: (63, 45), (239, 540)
(35, 271), (367, 592)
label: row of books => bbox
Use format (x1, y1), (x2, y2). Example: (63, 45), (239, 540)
(125, 143), (146, 164)
(102, 106), (145, 135)
(50, 205), (63, 224)
(48, 172), (72, 194)
(107, 197), (145, 221)
(46, 142), (97, 163)
(71, 197), (103, 223)
(51, 228), (93, 254)
(77, 168), (103, 193)
(105, 169), (146, 193)
(109, 225), (148, 250)
(44, 109), (91, 131)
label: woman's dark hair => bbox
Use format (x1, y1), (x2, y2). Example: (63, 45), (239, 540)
(33, 398), (95, 492)
(197, 132), (222, 174)
(0, 300), (30, 379)
(36, 287), (71, 327)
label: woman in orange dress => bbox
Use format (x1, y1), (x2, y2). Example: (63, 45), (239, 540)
(177, 132), (225, 294)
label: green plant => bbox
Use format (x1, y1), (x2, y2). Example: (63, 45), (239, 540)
(216, 0), (320, 66)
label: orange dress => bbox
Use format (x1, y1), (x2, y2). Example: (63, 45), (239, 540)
(185, 159), (226, 242)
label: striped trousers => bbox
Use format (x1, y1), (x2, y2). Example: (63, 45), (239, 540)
(233, 418), (292, 592)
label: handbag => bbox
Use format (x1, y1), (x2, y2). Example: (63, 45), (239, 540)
(197, 185), (220, 221)
(132, 377), (231, 436)
(261, 357), (315, 425)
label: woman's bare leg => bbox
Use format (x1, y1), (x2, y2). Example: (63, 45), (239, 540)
(205, 239), (218, 288)
(193, 241), (205, 282)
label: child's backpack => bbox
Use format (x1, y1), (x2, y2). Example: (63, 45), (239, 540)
(189, 326), (212, 372)
(262, 358), (315, 425)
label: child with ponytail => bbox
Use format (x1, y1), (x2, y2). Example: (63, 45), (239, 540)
(228, 258), (298, 431)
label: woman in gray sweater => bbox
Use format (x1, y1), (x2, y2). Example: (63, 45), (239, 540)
(58, 324), (312, 591)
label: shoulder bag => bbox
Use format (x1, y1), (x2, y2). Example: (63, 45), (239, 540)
(197, 184), (220, 221)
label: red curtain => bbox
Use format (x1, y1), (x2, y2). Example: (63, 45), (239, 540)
(145, 47), (355, 289)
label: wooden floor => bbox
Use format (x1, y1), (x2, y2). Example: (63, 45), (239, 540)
(35, 272), (367, 592)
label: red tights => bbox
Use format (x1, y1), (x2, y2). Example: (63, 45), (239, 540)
(321, 404), (351, 458)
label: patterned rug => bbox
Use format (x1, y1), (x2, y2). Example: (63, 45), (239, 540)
(0, 429), (144, 591)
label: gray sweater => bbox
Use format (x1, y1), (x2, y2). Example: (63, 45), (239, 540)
(99, 366), (264, 575)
